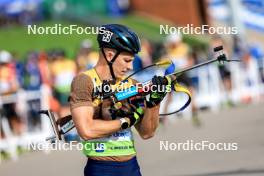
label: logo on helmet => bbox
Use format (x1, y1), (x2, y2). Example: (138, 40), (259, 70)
(102, 30), (113, 42)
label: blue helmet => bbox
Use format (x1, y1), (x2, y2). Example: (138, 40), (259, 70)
(97, 24), (141, 54)
(97, 24), (141, 81)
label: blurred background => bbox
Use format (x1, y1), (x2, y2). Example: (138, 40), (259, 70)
(0, 0), (264, 176)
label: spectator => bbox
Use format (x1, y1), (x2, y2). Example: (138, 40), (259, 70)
(161, 33), (200, 126)
(240, 51), (261, 103)
(76, 39), (99, 72)
(38, 51), (61, 114)
(50, 49), (77, 117)
(0, 50), (24, 136)
(38, 51), (52, 86)
(249, 44), (264, 83)
(23, 52), (42, 131)
(210, 35), (233, 106)
(139, 38), (153, 67)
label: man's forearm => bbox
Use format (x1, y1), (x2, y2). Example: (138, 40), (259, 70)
(84, 119), (122, 139)
(135, 105), (160, 138)
(71, 107), (123, 140)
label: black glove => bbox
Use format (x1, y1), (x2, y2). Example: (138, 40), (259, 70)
(146, 75), (171, 108)
(110, 96), (145, 127)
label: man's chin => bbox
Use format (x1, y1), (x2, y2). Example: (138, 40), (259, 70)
(116, 72), (126, 79)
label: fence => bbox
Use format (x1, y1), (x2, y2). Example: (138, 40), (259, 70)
(0, 85), (53, 162)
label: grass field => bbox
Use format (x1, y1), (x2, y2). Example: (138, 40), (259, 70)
(0, 21), (97, 60)
(0, 14), (208, 60)
(0, 15), (166, 59)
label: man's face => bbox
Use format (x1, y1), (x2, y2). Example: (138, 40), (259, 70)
(112, 52), (134, 79)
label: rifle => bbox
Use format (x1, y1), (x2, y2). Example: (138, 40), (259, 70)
(40, 46), (240, 141)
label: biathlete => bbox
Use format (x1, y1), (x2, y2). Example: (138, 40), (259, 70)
(69, 24), (171, 176)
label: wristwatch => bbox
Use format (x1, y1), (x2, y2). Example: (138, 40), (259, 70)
(119, 118), (129, 130)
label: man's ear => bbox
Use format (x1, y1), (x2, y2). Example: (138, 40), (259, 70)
(104, 48), (116, 62)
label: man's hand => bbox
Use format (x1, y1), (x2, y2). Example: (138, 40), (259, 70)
(146, 75), (171, 108)
(110, 96), (145, 127)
